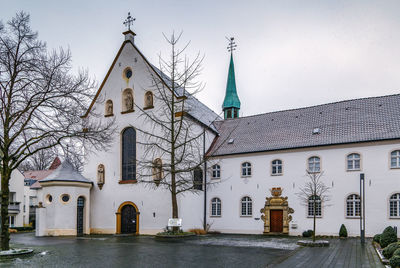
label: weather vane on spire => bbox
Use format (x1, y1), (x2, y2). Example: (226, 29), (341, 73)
(226, 37), (237, 53)
(123, 12), (136, 31)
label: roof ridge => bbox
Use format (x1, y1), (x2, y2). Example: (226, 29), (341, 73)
(216, 92), (400, 121)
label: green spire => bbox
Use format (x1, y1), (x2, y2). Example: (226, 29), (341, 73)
(222, 53), (240, 119)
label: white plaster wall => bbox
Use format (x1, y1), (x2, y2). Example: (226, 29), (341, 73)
(0, 169), (25, 227)
(38, 185), (90, 235)
(206, 140), (400, 237)
(83, 40), (217, 234)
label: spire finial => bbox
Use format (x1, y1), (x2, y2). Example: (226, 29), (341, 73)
(123, 12), (136, 31)
(226, 37), (237, 53)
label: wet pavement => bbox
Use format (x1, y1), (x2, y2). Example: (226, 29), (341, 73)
(3, 233), (296, 268)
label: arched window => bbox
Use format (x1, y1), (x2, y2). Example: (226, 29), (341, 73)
(307, 157), (320, 173)
(390, 193), (400, 218)
(122, 88), (134, 113)
(347, 153), (360, 171)
(271, 159), (282, 175)
(391, 150), (400, 168)
(122, 128), (136, 181)
(211, 164), (221, 179)
(241, 196), (252, 216)
(152, 158), (163, 180)
(308, 195), (321, 217)
(144, 91), (154, 109)
(193, 167), (203, 190)
(211, 198), (221, 217)
(241, 162), (252, 177)
(105, 100), (113, 116)
(346, 194), (360, 217)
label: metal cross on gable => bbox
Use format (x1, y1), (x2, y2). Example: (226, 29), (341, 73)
(123, 12), (136, 31)
(226, 37), (237, 53)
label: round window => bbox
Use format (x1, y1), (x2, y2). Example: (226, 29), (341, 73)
(61, 194), (70, 203)
(125, 68), (133, 79)
(46, 194), (53, 204)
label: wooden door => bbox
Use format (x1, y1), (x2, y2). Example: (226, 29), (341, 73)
(121, 205), (137, 234)
(270, 210), (283, 233)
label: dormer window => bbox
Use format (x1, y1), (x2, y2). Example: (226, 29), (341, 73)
(312, 128), (321, 135)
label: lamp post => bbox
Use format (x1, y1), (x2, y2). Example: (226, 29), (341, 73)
(360, 173), (365, 244)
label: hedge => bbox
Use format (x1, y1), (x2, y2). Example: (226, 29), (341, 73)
(383, 242), (400, 259)
(380, 226), (398, 248)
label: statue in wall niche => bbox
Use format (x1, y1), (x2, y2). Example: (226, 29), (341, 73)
(97, 164), (105, 189)
(106, 100), (113, 115)
(145, 92), (153, 108)
(124, 91), (133, 111)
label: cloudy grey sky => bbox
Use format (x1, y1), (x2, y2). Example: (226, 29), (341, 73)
(2, 0), (400, 117)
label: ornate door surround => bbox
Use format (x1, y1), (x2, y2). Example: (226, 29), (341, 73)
(260, 187), (294, 234)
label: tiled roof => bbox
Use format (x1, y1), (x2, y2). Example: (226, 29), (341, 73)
(208, 94), (400, 156)
(24, 170), (55, 189)
(152, 65), (221, 132)
(40, 161), (92, 184)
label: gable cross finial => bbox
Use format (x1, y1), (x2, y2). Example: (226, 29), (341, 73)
(123, 12), (136, 31)
(226, 37), (237, 53)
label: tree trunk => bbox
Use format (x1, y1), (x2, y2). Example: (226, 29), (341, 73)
(171, 175), (178, 219)
(0, 164), (10, 250)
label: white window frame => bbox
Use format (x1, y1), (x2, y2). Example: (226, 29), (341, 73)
(241, 162), (252, 177)
(307, 195), (322, 217)
(211, 197), (221, 217)
(347, 153), (361, 171)
(389, 193), (400, 218)
(271, 159), (283, 176)
(346, 194), (361, 218)
(391, 150), (400, 169)
(307, 157), (321, 173)
(211, 164), (221, 179)
(241, 196), (253, 216)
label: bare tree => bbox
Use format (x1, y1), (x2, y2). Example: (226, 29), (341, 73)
(18, 143), (57, 171)
(135, 32), (220, 227)
(0, 12), (115, 250)
(296, 171), (330, 242)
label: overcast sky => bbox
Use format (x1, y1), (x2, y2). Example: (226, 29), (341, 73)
(2, 0), (400, 117)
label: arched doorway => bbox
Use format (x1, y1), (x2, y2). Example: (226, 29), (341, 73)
(116, 202), (139, 234)
(77, 196), (85, 236)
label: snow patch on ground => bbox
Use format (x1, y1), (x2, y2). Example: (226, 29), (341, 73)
(190, 237), (299, 250)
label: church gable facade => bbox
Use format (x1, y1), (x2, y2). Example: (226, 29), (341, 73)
(35, 28), (400, 238)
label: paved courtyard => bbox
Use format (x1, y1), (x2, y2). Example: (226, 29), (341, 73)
(272, 238), (383, 268)
(2, 233), (383, 268)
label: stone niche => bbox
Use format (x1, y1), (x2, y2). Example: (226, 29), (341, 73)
(260, 187), (294, 234)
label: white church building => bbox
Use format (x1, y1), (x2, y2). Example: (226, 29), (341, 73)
(35, 27), (400, 238)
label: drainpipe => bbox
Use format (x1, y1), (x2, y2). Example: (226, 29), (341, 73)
(360, 173), (365, 245)
(203, 129), (207, 231)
